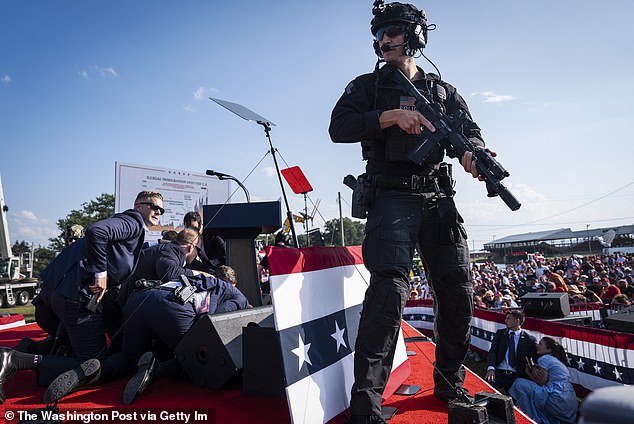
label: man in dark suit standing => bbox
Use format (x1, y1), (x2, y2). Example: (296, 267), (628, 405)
(485, 310), (537, 394)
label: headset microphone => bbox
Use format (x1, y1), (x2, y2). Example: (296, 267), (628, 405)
(380, 42), (406, 52)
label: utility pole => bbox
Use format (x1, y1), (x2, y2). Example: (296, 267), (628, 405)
(338, 192), (345, 246)
(586, 224), (592, 255)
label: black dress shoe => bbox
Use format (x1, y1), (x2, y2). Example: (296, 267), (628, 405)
(0, 348), (17, 404)
(42, 358), (101, 404)
(434, 387), (473, 404)
(123, 352), (157, 405)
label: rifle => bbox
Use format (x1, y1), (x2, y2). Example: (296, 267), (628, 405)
(390, 67), (521, 211)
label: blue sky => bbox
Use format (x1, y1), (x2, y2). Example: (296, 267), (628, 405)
(1, 0), (633, 250)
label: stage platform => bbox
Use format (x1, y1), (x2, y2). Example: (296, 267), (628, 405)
(0, 319), (533, 424)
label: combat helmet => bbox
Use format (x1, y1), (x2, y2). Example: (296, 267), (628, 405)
(371, 1), (430, 56)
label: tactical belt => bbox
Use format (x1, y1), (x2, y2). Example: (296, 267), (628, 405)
(372, 174), (437, 193)
(134, 279), (163, 290)
(133, 278), (196, 305)
(133, 279), (178, 294)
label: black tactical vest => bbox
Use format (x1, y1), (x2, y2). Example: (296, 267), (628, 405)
(362, 70), (446, 167)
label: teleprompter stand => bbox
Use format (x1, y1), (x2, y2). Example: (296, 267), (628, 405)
(209, 97), (299, 247)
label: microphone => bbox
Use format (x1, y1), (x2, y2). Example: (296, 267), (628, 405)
(380, 42), (406, 52)
(205, 169), (251, 202)
(206, 170), (230, 179)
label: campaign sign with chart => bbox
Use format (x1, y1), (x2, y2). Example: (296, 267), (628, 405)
(115, 162), (231, 241)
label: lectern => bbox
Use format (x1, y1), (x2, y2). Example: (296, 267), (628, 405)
(203, 201), (282, 306)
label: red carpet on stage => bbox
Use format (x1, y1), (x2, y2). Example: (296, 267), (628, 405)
(0, 322), (533, 423)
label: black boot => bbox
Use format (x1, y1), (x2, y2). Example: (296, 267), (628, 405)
(123, 352), (157, 405)
(0, 348), (18, 404)
(42, 358), (101, 404)
(0, 347), (40, 404)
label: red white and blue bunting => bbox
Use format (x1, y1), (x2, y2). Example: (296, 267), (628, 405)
(404, 299), (634, 391)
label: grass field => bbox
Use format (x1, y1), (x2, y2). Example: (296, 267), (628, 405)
(0, 303), (35, 323)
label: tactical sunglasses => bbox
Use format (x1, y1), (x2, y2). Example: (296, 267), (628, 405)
(376, 25), (407, 41)
(139, 202), (165, 215)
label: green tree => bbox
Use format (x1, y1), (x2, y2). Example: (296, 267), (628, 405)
(11, 240), (31, 257)
(48, 193), (115, 252)
(33, 245), (57, 276)
(322, 217), (365, 246)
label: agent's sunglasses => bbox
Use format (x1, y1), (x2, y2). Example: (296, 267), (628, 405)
(139, 202), (165, 215)
(376, 25), (407, 41)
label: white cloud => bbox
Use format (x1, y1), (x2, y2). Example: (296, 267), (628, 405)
(183, 104), (195, 113)
(1, 74), (12, 84)
(9, 210), (58, 246)
(78, 66), (119, 79)
(193, 86), (220, 101)
(94, 65), (119, 78)
(193, 87), (205, 100)
(261, 167), (276, 177)
(471, 91), (516, 103)
(19, 210), (38, 221)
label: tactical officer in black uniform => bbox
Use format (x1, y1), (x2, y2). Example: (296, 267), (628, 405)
(329, 2), (494, 422)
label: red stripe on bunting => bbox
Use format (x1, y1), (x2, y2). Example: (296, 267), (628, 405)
(266, 245), (364, 276)
(405, 301), (634, 352)
(472, 307), (634, 350)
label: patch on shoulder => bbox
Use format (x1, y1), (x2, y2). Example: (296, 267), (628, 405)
(344, 81), (356, 95)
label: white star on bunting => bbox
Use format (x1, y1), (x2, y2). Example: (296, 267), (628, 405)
(612, 367), (623, 381)
(330, 320), (347, 353)
(291, 334), (312, 371)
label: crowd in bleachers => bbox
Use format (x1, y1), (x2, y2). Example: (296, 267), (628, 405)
(408, 252), (634, 310)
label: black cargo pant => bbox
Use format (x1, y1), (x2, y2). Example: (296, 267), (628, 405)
(350, 189), (473, 416)
(101, 288), (195, 381)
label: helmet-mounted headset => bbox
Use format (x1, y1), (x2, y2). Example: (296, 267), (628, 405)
(371, 1), (433, 57)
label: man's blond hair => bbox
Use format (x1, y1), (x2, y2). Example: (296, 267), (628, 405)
(134, 191), (163, 204)
(175, 228), (199, 246)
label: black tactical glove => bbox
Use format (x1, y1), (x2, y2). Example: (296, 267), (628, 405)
(437, 197), (468, 245)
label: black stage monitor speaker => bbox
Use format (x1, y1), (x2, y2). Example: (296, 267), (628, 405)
(547, 314), (593, 327)
(175, 306), (274, 389)
(521, 292), (570, 318)
(603, 306), (634, 334)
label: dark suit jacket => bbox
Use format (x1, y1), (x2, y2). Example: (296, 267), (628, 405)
(43, 209), (146, 300)
(40, 238), (88, 297)
(487, 328), (537, 379)
(203, 234), (227, 267)
(84, 209), (146, 286)
(190, 274), (249, 313)
(133, 242), (195, 282)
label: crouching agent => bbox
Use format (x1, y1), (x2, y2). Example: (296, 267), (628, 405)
(42, 273), (249, 405)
